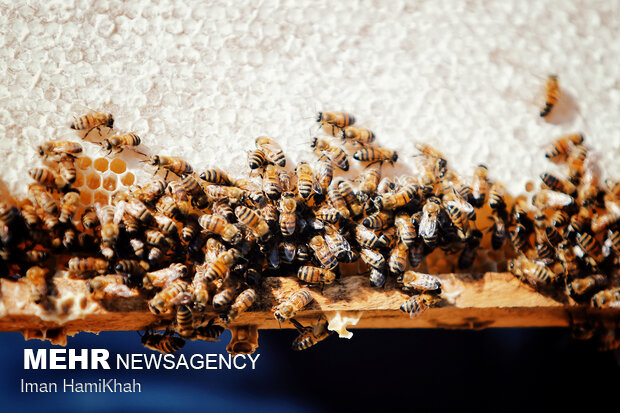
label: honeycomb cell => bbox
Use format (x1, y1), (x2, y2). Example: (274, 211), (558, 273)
(80, 190), (93, 205)
(86, 173), (101, 190)
(121, 172), (135, 186)
(94, 158), (109, 172)
(77, 156), (92, 170)
(102, 174), (117, 191)
(110, 158), (127, 174)
(74, 172), (85, 187)
(94, 191), (109, 205)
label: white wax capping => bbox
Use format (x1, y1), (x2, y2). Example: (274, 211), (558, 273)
(324, 311), (363, 339)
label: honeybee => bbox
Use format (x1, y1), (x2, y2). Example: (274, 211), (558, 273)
(359, 164), (381, 195)
(567, 144), (588, 182)
(87, 275), (137, 299)
(260, 164), (282, 201)
(147, 246), (164, 266)
(532, 189), (574, 210)
(235, 205), (271, 241)
(247, 149), (267, 170)
(408, 241), (425, 268)
(488, 211), (507, 250)
(255, 136), (286, 167)
(58, 191), (80, 224)
(19, 200), (40, 228)
(539, 75), (559, 118)
(290, 318), (332, 351)
(141, 332), (185, 354)
(337, 180), (363, 217)
(341, 126), (375, 145)
(591, 212), (620, 234)
(377, 226), (398, 249)
(327, 182), (350, 220)
(375, 185), (417, 211)
(354, 224), (381, 249)
(549, 210), (569, 228)
(115, 259), (149, 282)
(566, 274), (606, 297)
(298, 265), (336, 285)
(28, 184), (57, 215)
(200, 168), (234, 186)
(316, 153), (334, 192)
(62, 227), (77, 249)
(508, 257), (558, 286)
(311, 138), (349, 171)
(274, 289), (313, 322)
(488, 182), (507, 211)
(369, 268), (386, 288)
(37, 141), (83, 159)
(576, 232), (603, 266)
(388, 242), (409, 275)
(175, 305), (194, 338)
(444, 203), (471, 240)
(400, 271), (441, 292)
(68, 257), (108, 277)
(360, 248), (386, 270)
(471, 164), (489, 207)
(129, 238), (146, 259)
(400, 294), (437, 318)
(132, 180), (167, 205)
(363, 210), (392, 230)
(70, 112), (114, 133)
(223, 288), (257, 323)
(605, 179), (620, 198)
(544, 133), (584, 162)
(212, 281), (237, 310)
(101, 132), (141, 154)
(419, 197), (441, 247)
(148, 155), (193, 178)
(308, 235), (339, 270)
(509, 223), (530, 252)
(540, 172), (576, 195)
(78, 207), (98, 230)
(317, 111), (355, 128)
(28, 168), (68, 191)
(606, 230), (620, 254)
(26, 266), (49, 303)
(458, 229), (482, 269)
(205, 249), (240, 282)
(179, 175), (208, 208)
(590, 288), (620, 308)
(353, 146), (398, 164)
(57, 154), (77, 184)
(148, 279), (190, 315)
(274, 194), (295, 237)
(198, 214), (242, 244)
(295, 162), (321, 200)
(324, 224), (351, 262)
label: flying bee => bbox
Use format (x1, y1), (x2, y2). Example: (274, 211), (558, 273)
(324, 224), (351, 262)
(198, 214), (242, 244)
(544, 133), (584, 162)
(28, 184), (57, 215)
(532, 189), (574, 210)
(58, 191), (80, 224)
(539, 75), (559, 118)
(375, 185), (417, 211)
(174, 305), (194, 338)
(101, 132), (141, 154)
(297, 265), (336, 286)
(359, 164), (381, 195)
(68, 257), (108, 277)
(311, 138), (349, 171)
(363, 210), (392, 230)
(200, 168), (234, 186)
(247, 149), (267, 170)
(148, 279), (190, 315)
(290, 318), (332, 351)
(147, 155), (193, 178)
(223, 288), (257, 323)
(337, 180), (363, 217)
(471, 164), (489, 207)
(141, 332), (185, 354)
(420, 197), (441, 247)
(388, 242), (409, 275)
(341, 126), (376, 145)
(400, 294), (437, 318)
(540, 172), (576, 195)
(308, 235), (339, 270)
(70, 112), (114, 135)
(37, 140), (83, 159)
(26, 266), (49, 303)
(353, 146), (398, 164)
(57, 154), (77, 184)
(566, 274), (606, 298)
(295, 162), (321, 200)
(28, 168), (68, 191)
(458, 229), (482, 269)
(508, 257), (558, 286)
(400, 271), (441, 292)
(576, 232), (603, 266)
(360, 248), (386, 271)
(255, 136), (286, 167)
(205, 249), (240, 282)
(316, 153), (334, 192)
(354, 224), (381, 249)
(591, 288), (620, 308)
(274, 289), (313, 322)
(235, 205), (271, 241)
(87, 275), (136, 299)
(277, 193), (298, 236)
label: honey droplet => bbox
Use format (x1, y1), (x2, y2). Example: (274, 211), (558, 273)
(94, 190), (109, 205)
(74, 172), (85, 187)
(110, 158), (127, 174)
(94, 158), (109, 172)
(77, 156), (92, 170)
(102, 175), (117, 191)
(80, 190), (93, 205)
(525, 181), (534, 192)
(121, 172), (135, 186)
(86, 173), (101, 190)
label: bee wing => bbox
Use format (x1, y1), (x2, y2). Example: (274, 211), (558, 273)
(104, 283), (136, 298)
(113, 201), (126, 225)
(311, 177), (323, 195)
(419, 215), (436, 238)
(547, 190), (574, 207)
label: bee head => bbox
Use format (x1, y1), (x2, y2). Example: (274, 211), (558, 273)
(101, 139), (112, 151)
(316, 112), (323, 123)
(37, 146), (45, 157)
(106, 114), (114, 128)
(309, 137), (318, 148)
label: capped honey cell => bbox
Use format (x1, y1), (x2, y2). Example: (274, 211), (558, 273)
(110, 158), (127, 174)
(93, 158), (109, 172)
